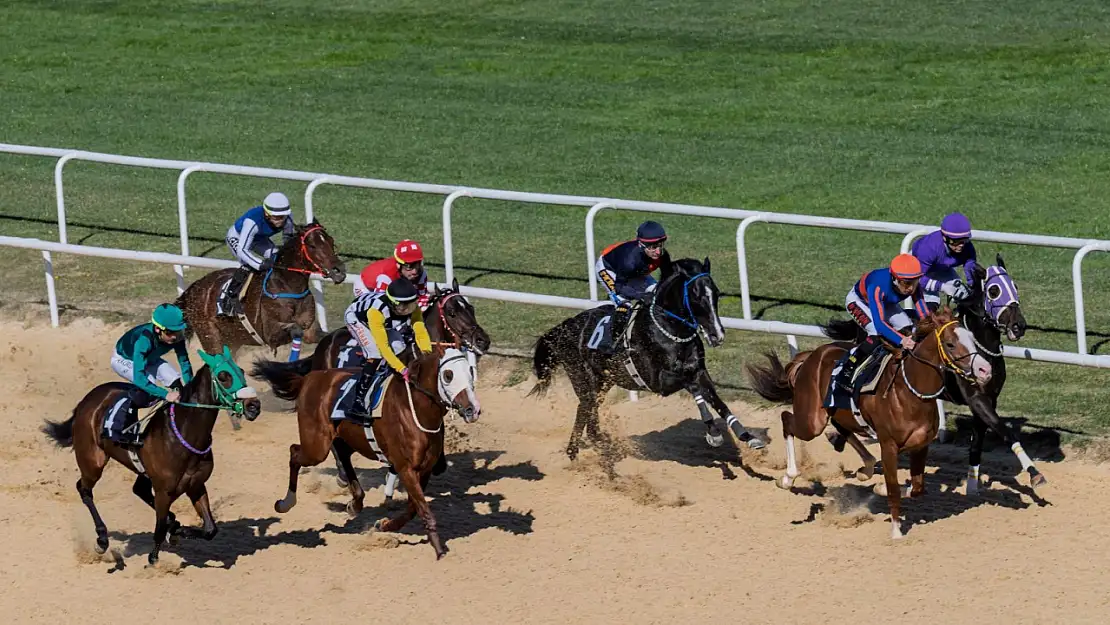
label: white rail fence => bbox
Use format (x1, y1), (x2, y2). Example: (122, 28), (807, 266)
(2, 142), (1109, 367)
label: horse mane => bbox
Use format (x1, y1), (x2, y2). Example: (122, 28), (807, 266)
(409, 344), (449, 380)
(181, 363), (214, 405)
(669, 257), (707, 278)
(912, 307), (956, 339)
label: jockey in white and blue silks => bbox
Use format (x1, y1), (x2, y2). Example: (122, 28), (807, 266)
(219, 192), (296, 316)
(593, 220), (670, 354)
(911, 212), (977, 310)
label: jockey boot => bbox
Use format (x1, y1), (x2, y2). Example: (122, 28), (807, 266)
(597, 305), (629, 355)
(347, 362), (379, 420)
(219, 267), (251, 317)
(835, 336), (878, 391)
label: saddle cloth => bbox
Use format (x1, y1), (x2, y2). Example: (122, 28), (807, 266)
(587, 303), (641, 352)
(330, 370), (391, 425)
(824, 346), (893, 435)
(335, 336), (367, 369)
(101, 392), (157, 447)
(329, 372), (391, 464)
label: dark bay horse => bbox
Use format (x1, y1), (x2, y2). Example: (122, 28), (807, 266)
(252, 346), (480, 559)
(41, 347), (261, 565)
(176, 220), (346, 356)
(747, 310), (992, 538)
(821, 256), (1044, 492)
(309, 279), (491, 372)
(529, 256), (765, 465)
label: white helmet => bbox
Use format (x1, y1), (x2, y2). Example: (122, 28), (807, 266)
(263, 192), (291, 216)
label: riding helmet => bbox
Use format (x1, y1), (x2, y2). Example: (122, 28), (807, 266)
(940, 213), (972, 240)
(889, 254), (924, 280)
(152, 303), (187, 332)
(394, 240), (424, 265)
(636, 221), (667, 244)
(386, 277), (420, 306)
(263, 192), (292, 217)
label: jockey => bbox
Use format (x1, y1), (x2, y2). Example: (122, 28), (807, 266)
(911, 212), (977, 310)
(107, 304), (193, 444)
(834, 254), (930, 390)
(352, 239), (430, 308)
(218, 192), (296, 317)
(344, 277), (433, 419)
(593, 220), (670, 354)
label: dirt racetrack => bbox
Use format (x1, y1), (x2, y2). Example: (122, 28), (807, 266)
(1, 318), (1108, 624)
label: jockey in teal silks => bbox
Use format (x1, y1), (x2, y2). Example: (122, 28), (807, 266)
(106, 304), (193, 444)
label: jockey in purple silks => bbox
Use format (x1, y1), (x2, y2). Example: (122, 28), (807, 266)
(911, 212), (978, 310)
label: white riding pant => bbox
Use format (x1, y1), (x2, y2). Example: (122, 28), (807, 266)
(225, 224), (277, 271)
(344, 311), (406, 362)
(845, 289), (912, 337)
(110, 352), (181, 388)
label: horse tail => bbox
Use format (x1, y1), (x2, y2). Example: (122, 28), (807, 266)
(745, 351), (795, 404)
(527, 329), (560, 398)
(251, 358), (310, 401)
(820, 317), (863, 342)
(41, 413), (76, 448)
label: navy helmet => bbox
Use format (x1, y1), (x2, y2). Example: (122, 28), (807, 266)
(636, 221), (667, 245)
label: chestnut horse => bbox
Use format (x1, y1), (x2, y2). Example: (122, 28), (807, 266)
(41, 347), (262, 565)
(747, 309), (992, 539)
(251, 346), (480, 559)
(176, 220), (346, 356)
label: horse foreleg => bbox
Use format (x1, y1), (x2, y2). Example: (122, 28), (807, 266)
(690, 370), (765, 450)
(909, 446), (928, 499)
(383, 468), (444, 559)
(148, 490), (174, 566)
(132, 474), (181, 537)
(967, 404), (988, 495)
(275, 443), (304, 513)
(879, 439), (904, 540)
(972, 394), (1045, 489)
(567, 399), (593, 461)
(183, 484), (218, 540)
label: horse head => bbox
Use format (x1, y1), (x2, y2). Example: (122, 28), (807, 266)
(433, 278), (492, 356)
(960, 254), (1026, 342)
(658, 256), (726, 347)
(913, 309), (992, 387)
(197, 345), (262, 421)
(285, 220), (347, 284)
(430, 346), (481, 423)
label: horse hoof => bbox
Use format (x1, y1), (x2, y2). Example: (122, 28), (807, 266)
(705, 431), (724, 448)
(1030, 471), (1048, 488)
(776, 475), (794, 490)
(966, 480), (980, 497)
(95, 536), (108, 555)
(745, 436), (767, 451)
(147, 553), (159, 567)
(346, 500), (360, 519)
(374, 518), (388, 532)
(826, 430), (847, 453)
(855, 466), (874, 481)
(336, 475), (349, 488)
(891, 526), (905, 540)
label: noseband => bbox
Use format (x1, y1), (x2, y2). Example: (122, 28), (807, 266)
(899, 320), (979, 399)
(649, 272), (714, 343)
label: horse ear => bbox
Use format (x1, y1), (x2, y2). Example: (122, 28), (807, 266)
(197, 350), (214, 367)
(703, 256), (711, 273)
(223, 345), (233, 361)
(996, 253), (1006, 270)
(433, 282), (441, 296)
(971, 262), (987, 282)
(452, 277), (460, 292)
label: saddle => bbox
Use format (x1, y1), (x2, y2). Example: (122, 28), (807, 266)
(330, 369), (391, 426)
(825, 345), (893, 416)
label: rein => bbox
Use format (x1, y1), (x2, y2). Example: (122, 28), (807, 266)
(168, 405), (212, 455)
(649, 272), (712, 343)
(399, 353), (472, 434)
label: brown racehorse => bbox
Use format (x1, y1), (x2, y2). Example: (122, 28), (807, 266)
(746, 309), (992, 539)
(309, 279), (491, 372)
(41, 347), (262, 565)
(176, 220), (346, 356)
(251, 346), (480, 559)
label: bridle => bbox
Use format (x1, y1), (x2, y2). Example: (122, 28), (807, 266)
(401, 352), (476, 433)
(649, 271), (716, 343)
(898, 320), (979, 399)
(263, 224), (334, 299)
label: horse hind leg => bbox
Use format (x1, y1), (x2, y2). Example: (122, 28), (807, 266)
(275, 444), (304, 513)
(75, 445), (110, 554)
(778, 411), (801, 490)
(567, 398), (593, 461)
(879, 439), (904, 540)
(132, 475), (182, 539)
(334, 439), (365, 518)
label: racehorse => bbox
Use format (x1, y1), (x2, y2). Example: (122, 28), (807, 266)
(251, 346), (480, 559)
(41, 347), (261, 565)
(176, 220), (346, 356)
(309, 279), (491, 372)
(528, 256), (765, 466)
(820, 256), (1044, 492)
(747, 309), (992, 539)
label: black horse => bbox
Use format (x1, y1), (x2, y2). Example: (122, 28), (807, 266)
(528, 256), (765, 462)
(822, 254), (1045, 492)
